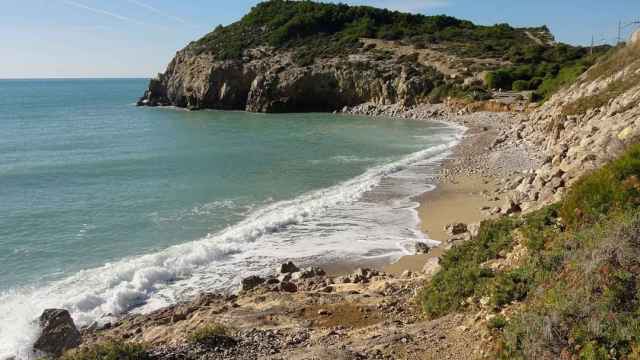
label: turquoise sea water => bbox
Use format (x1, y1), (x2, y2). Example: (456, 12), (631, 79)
(0, 79), (462, 357)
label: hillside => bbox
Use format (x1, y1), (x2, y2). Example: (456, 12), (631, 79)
(137, 0), (602, 112)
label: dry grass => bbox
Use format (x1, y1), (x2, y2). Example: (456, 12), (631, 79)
(562, 42), (640, 115)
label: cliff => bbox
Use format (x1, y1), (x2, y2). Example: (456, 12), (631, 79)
(137, 0), (576, 113)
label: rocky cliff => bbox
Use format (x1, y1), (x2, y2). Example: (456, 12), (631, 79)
(137, 0), (569, 113)
(138, 48), (440, 112)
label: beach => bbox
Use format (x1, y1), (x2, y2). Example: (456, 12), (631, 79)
(66, 106), (545, 360)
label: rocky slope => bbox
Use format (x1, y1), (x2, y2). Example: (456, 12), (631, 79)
(499, 34), (640, 212)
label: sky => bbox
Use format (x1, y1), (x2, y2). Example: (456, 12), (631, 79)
(1, 0), (639, 78)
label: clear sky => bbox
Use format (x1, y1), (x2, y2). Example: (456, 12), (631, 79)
(2, 0), (639, 78)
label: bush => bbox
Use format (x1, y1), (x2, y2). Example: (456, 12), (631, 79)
(485, 70), (513, 90)
(511, 80), (530, 91)
(420, 217), (520, 317)
(61, 342), (149, 360)
(496, 142), (640, 359)
(560, 143), (640, 228)
(487, 315), (507, 330)
(188, 324), (231, 345)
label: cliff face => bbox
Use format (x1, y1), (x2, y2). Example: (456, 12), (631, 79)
(138, 47), (439, 113)
(499, 37), (640, 212)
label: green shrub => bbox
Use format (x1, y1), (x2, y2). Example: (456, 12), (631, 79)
(490, 268), (532, 308)
(511, 80), (530, 91)
(560, 143), (640, 228)
(61, 342), (149, 360)
(420, 217), (520, 317)
(487, 315), (508, 330)
(188, 324), (230, 345)
(485, 70), (513, 90)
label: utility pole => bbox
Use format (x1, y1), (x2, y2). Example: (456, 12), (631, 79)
(618, 20), (623, 44)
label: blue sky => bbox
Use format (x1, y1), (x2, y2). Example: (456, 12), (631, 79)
(2, 0), (639, 78)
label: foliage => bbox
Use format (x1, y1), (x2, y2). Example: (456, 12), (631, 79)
(186, 0), (569, 66)
(420, 217), (520, 317)
(188, 324), (229, 345)
(560, 143), (640, 227)
(61, 342), (149, 360)
(419, 141), (640, 359)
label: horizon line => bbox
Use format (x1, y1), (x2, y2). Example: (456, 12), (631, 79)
(0, 76), (152, 80)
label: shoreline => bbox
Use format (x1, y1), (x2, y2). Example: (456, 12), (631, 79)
(21, 104), (543, 360)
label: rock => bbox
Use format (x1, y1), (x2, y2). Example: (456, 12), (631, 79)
(138, 42), (438, 113)
(265, 277), (280, 285)
(414, 241), (430, 254)
(33, 309), (81, 357)
(401, 270), (413, 278)
(422, 257), (441, 276)
(279, 282), (298, 293)
(350, 268), (379, 283)
(445, 223), (468, 236)
(501, 199), (521, 215)
(318, 309), (332, 316)
(448, 232), (472, 243)
(277, 273), (292, 283)
(468, 223), (481, 237)
(276, 261), (300, 274)
(241, 275), (265, 291)
(291, 266), (326, 280)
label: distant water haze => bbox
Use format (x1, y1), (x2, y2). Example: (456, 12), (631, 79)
(0, 79), (463, 357)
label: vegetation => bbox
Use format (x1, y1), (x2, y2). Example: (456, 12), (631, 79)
(420, 142), (640, 359)
(60, 342), (149, 360)
(484, 45), (609, 99)
(562, 42), (640, 115)
(188, 1), (548, 61)
(188, 324), (231, 345)
(183, 1), (605, 101)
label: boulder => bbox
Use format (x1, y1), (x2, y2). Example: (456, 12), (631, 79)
(468, 223), (481, 237)
(279, 282), (298, 293)
(241, 275), (265, 291)
(33, 309), (81, 357)
(422, 257), (441, 277)
(501, 199), (521, 215)
(276, 261), (300, 274)
(444, 223), (468, 236)
(291, 266), (325, 280)
(414, 242), (430, 254)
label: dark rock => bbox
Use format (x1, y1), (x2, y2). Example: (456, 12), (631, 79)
(279, 282), (298, 293)
(445, 223), (468, 236)
(291, 266), (325, 280)
(33, 309), (81, 357)
(414, 242), (430, 254)
(241, 275), (265, 291)
(276, 261), (300, 274)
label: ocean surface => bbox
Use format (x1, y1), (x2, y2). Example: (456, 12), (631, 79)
(0, 78), (463, 358)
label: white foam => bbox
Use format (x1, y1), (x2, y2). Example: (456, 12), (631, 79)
(0, 123), (465, 359)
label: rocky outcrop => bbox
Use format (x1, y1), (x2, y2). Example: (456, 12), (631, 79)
(33, 309), (81, 357)
(138, 47), (440, 113)
(502, 42), (640, 211)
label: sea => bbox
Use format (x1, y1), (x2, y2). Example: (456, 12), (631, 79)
(0, 78), (464, 358)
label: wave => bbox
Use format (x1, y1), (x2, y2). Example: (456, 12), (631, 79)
(0, 129), (463, 359)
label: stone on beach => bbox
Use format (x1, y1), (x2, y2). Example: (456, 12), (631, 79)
(414, 241), (430, 254)
(241, 275), (265, 291)
(444, 223), (467, 237)
(33, 309), (81, 357)
(276, 261), (300, 274)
